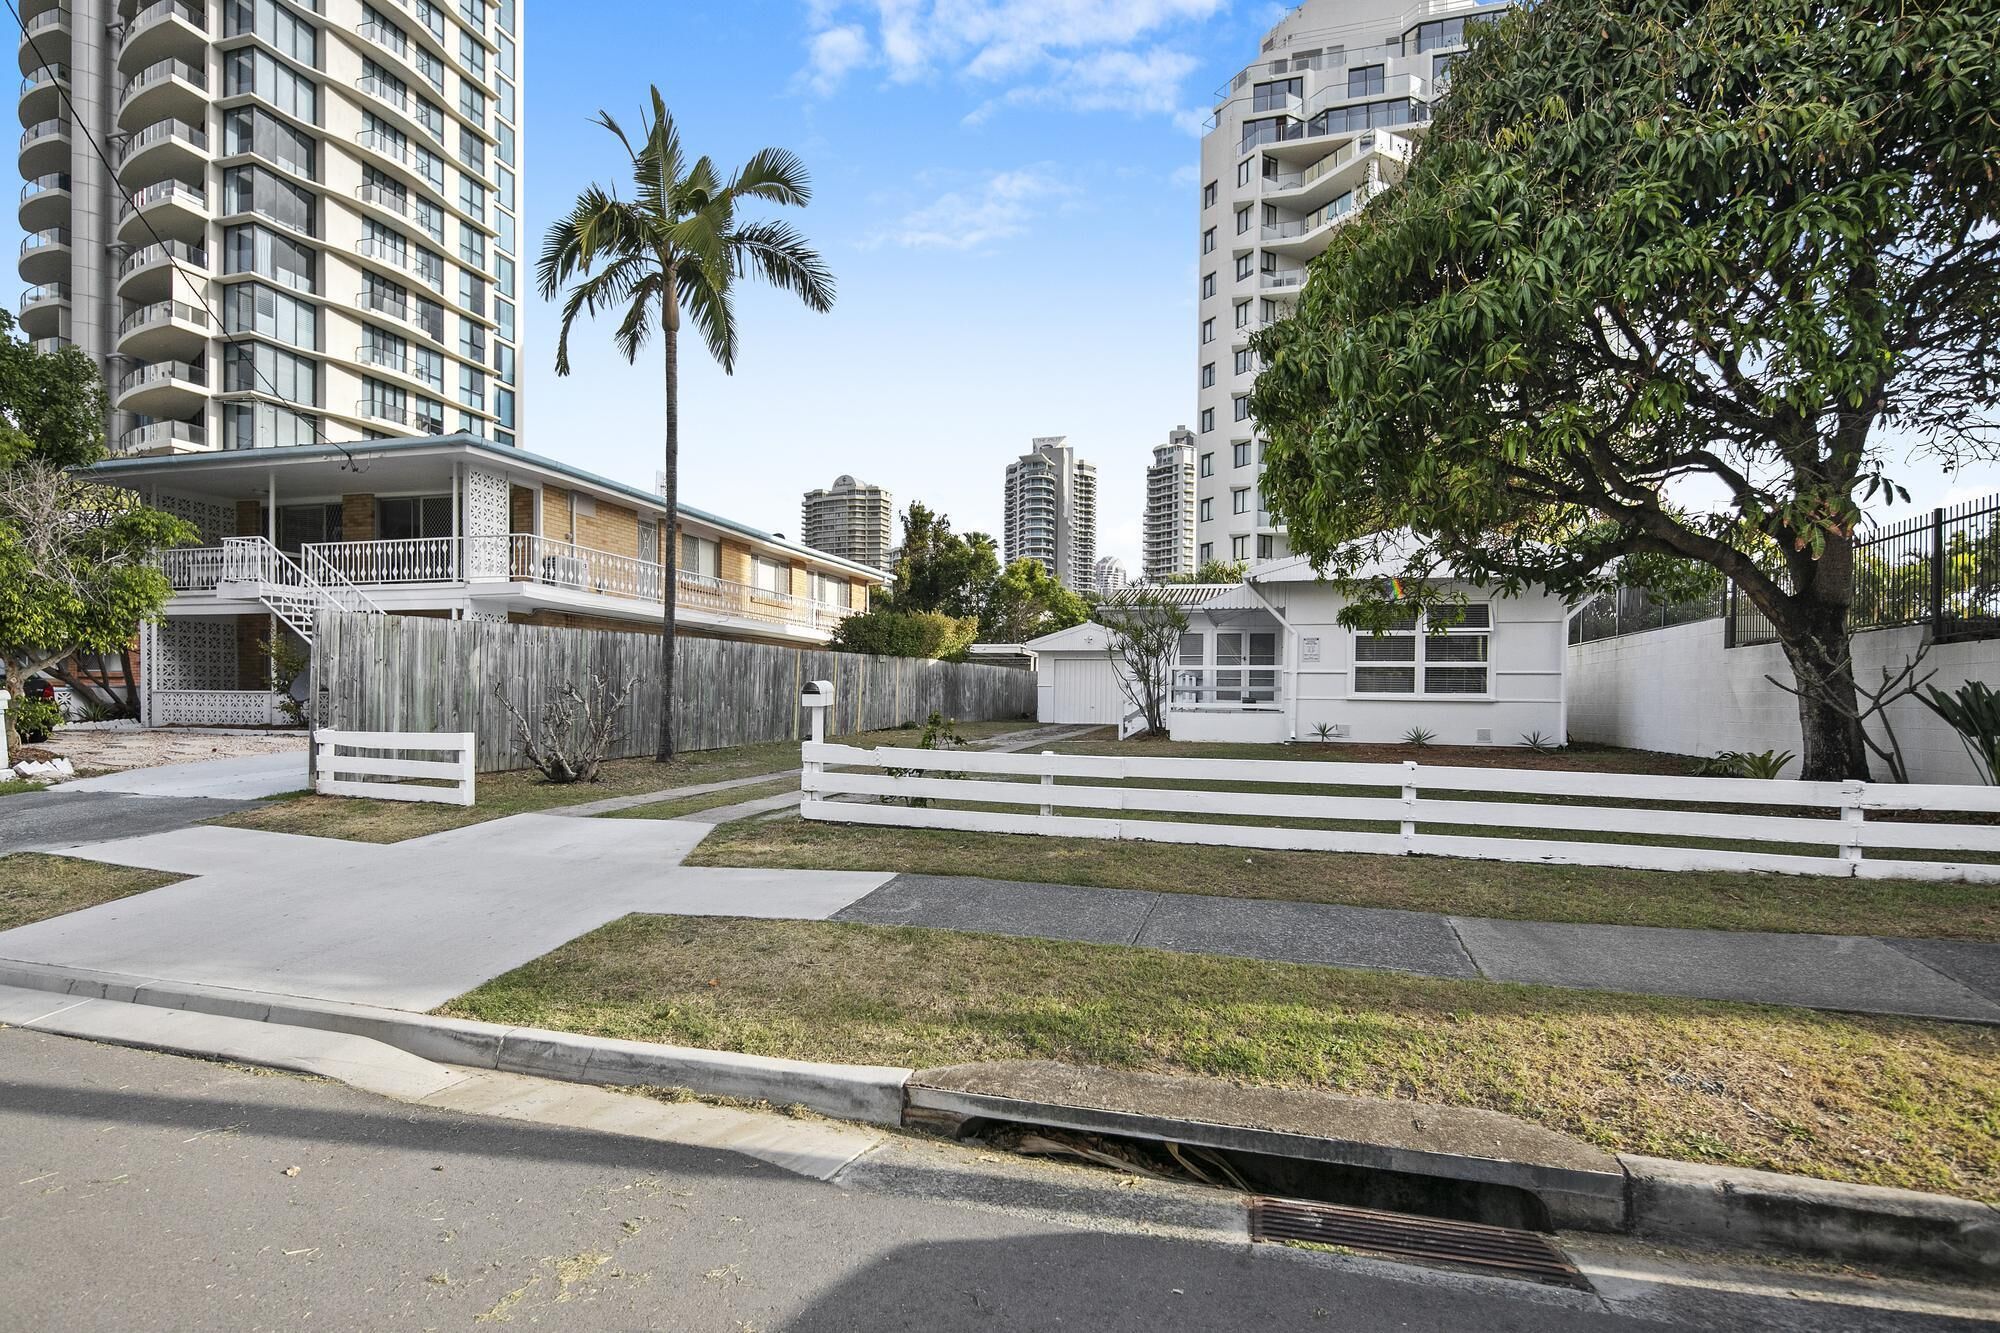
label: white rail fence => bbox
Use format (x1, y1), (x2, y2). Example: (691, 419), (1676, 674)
(800, 744), (2000, 882)
(314, 729), (476, 806)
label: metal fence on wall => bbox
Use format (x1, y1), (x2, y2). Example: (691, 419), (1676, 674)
(1567, 586), (1724, 646)
(1728, 494), (2000, 648)
(311, 612), (1039, 773)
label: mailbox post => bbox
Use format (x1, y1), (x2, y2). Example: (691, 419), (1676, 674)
(0, 688), (10, 774)
(799, 679), (834, 806)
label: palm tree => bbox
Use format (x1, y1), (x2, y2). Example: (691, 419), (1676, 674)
(538, 88), (835, 761)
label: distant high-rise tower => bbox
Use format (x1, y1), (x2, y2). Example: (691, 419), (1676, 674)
(15, 0), (527, 455)
(1093, 555), (1128, 595)
(1143, 425), (1198, 581)
(1002, 435), (1098, 594)
(1196, 0), (1498, 565)
(801, 474), (893, 570)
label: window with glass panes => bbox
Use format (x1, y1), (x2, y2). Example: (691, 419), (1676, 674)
(1352, 604), (1492, 696)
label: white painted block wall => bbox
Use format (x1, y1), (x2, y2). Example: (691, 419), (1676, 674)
(1567, 618), (1995, 783)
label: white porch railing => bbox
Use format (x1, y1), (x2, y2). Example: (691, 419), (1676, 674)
(161, 545), (228, 590)
(307, 536), (462, 584)
(1169, 665), (1287, 709)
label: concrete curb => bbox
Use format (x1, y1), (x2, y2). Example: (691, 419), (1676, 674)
(3, 957), (1993, 1275)
(0, 958), (909, 1126)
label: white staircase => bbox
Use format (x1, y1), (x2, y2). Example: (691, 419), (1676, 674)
(219, 537), (385, 644)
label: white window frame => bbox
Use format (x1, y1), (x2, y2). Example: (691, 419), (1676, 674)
(1348, 605), (1493, 700)
(751, 553), (791, 595)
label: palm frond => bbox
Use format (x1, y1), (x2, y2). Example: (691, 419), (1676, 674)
(678, 262), (739, 373)
(729, 147), (813, 207)
(729, 219), (837, 313)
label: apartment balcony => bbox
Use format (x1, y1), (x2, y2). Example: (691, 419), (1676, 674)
(17, 223), (69, 284)
(355, 128), (445, 197)
(115, 356), (207, 416)
(18, 115), (68, 179)
(17, 61), (68, 123)
(116, 116), (208, 187)
(353, 397), (447, 435)
(355, 288), (445, 344)
(1261, 131), (1412, 208)
(115, 296), (209, 361)
(355, 72), (446, 148)
(352, 341), (444, 395)
(352, 180), (432, 238)
(17, 169), (70, 233)
(116, 237), (205, 302)
(17, 280), (68, 338)
(118, 177), (207, 245)
(16, 5), (69, 78)
(1259, 269), (1307, 292)
(1260, 184), (1384, 258)
(118, 0), (207, 74)
(117, 57), (207, 132)
(116, 418), (206, 456)
(354, 235), (445, 292)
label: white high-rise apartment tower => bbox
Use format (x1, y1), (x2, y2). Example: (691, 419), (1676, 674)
(1092, 555), (1127, 595)
(1142, 424), (1197, 581)
(801, 474), (894, 571)
(16, 0), (525, 455)
(1195, 0), (1497, 564)
(1002, 435), (1097, 594)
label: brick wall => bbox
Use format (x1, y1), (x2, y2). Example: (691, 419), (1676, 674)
(235, 500), (262, 538)
(510, 485), (535, 535)
(342, 495), (375, 543)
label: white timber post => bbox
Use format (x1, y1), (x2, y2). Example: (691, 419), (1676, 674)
(0, 689), (11, 774)
(1041, 750), (1055, 817)
(800, 678), (833, 807)
(1840, 780), (1866, 870)
(1401, 759), (1420, 853)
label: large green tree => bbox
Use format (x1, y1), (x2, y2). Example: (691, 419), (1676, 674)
(0, 314), (192, 748)
(981, 558), (1091, 643)
(1251, 0), (2000, 780)
(539, 88), (834, 760)
(883, 502), (1000, 619)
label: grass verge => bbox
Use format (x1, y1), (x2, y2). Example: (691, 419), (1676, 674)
(0, 853), (180, 930)
(687, 815), (2000, 941)
(0, 779), (45, 798)
(207, 720), (1028, 844)
(440, 914), (2000, 1202)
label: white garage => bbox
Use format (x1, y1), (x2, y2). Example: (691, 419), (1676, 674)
(1025, 622), (1131, 725)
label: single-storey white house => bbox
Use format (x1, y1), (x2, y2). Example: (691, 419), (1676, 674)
(1028, 557), (1569, 745)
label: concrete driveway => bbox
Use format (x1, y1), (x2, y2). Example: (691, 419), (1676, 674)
(0, 790), (267, 858)
(53, 750), (309, 801)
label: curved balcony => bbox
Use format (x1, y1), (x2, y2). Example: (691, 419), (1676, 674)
(352, 341), (445, 395)
(118, 0), (206, 75)
(18, 115), (68, 179)
(115, 356), (208, 417)
(30, 334), (71, 354)
(115, 115), (207, 186)
(17, 281), (68, 338)
(354, 397), (446, 435)
(354, 235), (445, 292)
(355, 288), (445, 344)
(355, 127), (446, 198)
(117, 57), (206, 131)
(116, 418), (206, 456)
(18, 224), (70, 284)
(16, 7), (70, 79)
(116, 236), (205, 301)
(18, 169), (69, 232)
(355, 72), (446, 148)
(115, 296), (209, 361)
(17, 61), (69, 124)
(118, 177), (207, 245)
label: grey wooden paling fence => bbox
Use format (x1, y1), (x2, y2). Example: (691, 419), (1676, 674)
(311, 612), (1038, 772)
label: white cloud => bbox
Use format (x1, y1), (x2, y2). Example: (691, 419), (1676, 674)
(871, 168), (1073, 251)
(798, 0), (1221, 126)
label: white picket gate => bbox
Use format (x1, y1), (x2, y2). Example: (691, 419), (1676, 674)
(800, 742), (2000, 882)
(313, 729), (476, 806)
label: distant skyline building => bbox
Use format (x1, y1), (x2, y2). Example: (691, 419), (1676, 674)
(1142, 425), (1198, 582)
(1196, 0), (1495, 565)
(1002, 435), (1098, 594)
(801, 473), (894, 570)
(1093, 555), (1128, 595)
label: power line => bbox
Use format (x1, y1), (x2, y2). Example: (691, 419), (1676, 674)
(11, 0), (364, 469)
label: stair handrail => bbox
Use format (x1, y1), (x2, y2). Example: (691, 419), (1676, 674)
(221, 535), (385, 618)
(297, 541), (386, 615)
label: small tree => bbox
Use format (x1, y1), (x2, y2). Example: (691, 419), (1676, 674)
(831, 609), (979, 660)
(883, 502), (1000, 618)
(1100, 592), (1190, 737)
(981, 558), (1090, 643)
(494, 675), (639, 784)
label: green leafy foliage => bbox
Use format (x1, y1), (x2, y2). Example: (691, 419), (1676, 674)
(1918, 681), (2000, 785)
(1249, 0), (2000, 780)
(1694, 750), (1796, 780)
(1402, 726), (1436, 748)
(257, 634), (312, 727)
(981, 558), (1091, 643)
(1100, 591), (1191, 737)
(7, 697), (60, 745)
(1165, 559), (1248, 585)
(830, 609), (980, 660)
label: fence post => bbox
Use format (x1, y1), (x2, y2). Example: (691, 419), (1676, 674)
(1930, 506), (1946, 636)
(1040, 750), (1055, 818)
(1840, 780), (1865, 870)
(1400, 760), (1419, 853)
(1723, 584), (1735, 649)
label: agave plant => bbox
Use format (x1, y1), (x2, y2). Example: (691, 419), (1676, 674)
(1520, 730), (1558, 753)
(1312, 721), (1335, 744)
(1919, 680), (2000, 784)
(1402, 725), (1436, 748)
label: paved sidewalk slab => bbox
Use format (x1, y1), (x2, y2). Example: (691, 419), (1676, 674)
(54, 825), (387, 877)
(837, 876), (1161, 946)
(404, 811), (711, 863)
(1136, 895), (1481, 978)
(1450, 918), (2000, 1022)
(1883, 938), (2000, 1006)
(54, 750), (307, 801)
(0, 791), (266, 857)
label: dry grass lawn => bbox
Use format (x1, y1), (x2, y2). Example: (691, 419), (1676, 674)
(0, 853), (180, 930)
(441, 914), (2000, 1202)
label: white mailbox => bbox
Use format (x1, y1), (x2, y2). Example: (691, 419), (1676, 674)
(800, 679), (835, 743)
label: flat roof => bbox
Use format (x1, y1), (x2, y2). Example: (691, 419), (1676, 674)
(87, 433), (888, 582)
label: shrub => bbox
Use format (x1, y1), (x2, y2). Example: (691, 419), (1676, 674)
(9, 697), (62, 744)
(832, 609), (980, 660)
(1402, 726), (1436, 747)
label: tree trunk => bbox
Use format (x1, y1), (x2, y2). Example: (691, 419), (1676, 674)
(1779, 601), (1872, 783)
(656, 284), (680, 763)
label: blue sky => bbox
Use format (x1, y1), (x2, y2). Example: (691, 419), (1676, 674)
(7, 0), (1995, 565)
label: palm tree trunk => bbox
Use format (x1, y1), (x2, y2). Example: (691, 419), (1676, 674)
(657, 287), (680, 762)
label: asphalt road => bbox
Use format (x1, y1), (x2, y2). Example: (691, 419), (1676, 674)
(0, 790), (261, 858)
(3, 1030), (1992, 1332)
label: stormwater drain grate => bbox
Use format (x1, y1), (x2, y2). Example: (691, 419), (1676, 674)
(1249, 1196), (1588, 1289)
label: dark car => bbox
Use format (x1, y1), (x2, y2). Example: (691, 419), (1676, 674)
(20, 676), (56, 702)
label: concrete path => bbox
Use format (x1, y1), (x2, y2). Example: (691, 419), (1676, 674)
(0, 817), (892, 1010)
(0, 789), (267, 856)
(835, 874), (2000, 1024)
(53, 749), (308, 800)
